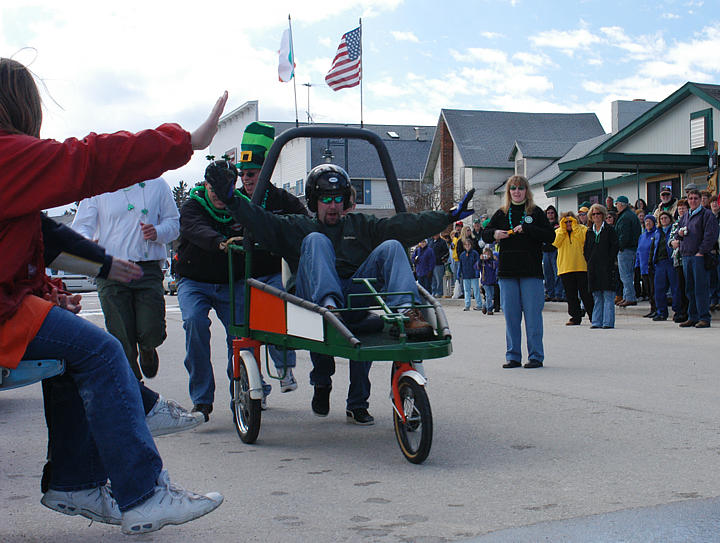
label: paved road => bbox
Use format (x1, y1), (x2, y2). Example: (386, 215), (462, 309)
(2, 294), (719, 542)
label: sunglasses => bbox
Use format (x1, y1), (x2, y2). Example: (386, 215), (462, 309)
(591, 212), (603, 216)
(509, 185), (526, 191)
(319, 195), (345, 204)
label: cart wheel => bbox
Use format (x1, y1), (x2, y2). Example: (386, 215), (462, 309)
(393, 376), (433, 464)
(232, 356), (261, 444)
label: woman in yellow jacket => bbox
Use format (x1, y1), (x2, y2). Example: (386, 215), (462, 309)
(554, 211), (594, 325)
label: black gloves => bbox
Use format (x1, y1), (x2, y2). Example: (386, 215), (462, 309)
(204, 160), (238, 205)
(449, 188), (475, 222)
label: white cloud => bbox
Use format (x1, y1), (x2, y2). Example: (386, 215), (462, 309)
(451, 47), (508, 64)
(600, 26), (665, 60)
(391, 31), (419, 42)
(529, 27), (603, 56)
(662, 12), (680, 19)
(481, 31), (504, 39)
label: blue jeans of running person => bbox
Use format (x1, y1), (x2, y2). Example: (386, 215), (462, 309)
(654, 259), (680, 318)
(24, 306), (161, 511)
(618, 249), (637, 302)
(178, 274), (295, 406)
(462, 278), (482, 308)
(682, 255), (711, 323)
(296, 233), (421, 408)
(498, 277), (545, 363)
(542, 251), (559, 298)
(591, 290), (615, 328)
(431, 264), (445, 297)
(308, 353), (372, 410)
(483, 284), (495, 312)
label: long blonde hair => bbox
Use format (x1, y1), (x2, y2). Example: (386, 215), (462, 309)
(501, 175), (536, 214)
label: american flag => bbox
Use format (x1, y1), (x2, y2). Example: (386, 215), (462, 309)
(325, 26), (362, 91)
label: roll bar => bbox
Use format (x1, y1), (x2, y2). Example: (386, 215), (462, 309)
(252, 126), (407, 213)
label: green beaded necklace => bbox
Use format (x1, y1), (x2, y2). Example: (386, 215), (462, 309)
(508, 202), (526, 229)
(123, 182), (149, 216)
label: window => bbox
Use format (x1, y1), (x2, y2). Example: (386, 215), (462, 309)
(646, 178), (680, 211)
(515, 158), (525, 177)
(351, 179), (371, 205)
(690, 109), (712, 152)
(295, 179), (303, 196)
(223, 147), (237, 163)
(577, 189), (601, 208)
(387, 131), (399, 139)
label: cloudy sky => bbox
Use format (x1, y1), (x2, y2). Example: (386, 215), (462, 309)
(2, 0), (717, 214)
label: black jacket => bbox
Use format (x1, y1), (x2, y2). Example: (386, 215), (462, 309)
(583, 223), (619, 292)
(225, 194), (454, 278)
(176, 185), (307, 284)
(430, 237), (449, 265)
(481, 204), (555, 279)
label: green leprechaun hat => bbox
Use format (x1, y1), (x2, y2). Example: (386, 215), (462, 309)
(237, 121), (275, 170)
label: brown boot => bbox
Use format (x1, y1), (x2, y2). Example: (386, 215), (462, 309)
(679, 319), (699, 328)
(614, 296), (623, 305)
(400, 308), (434, 339)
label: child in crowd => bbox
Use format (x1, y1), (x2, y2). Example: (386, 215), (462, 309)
(479, 246), (498, 315)
(458, 239), (482, 311)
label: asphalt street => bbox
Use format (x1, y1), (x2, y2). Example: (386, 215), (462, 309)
(2, 293), (719, 542)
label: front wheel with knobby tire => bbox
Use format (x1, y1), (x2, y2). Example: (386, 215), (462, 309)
(393, 376), (433, 464)
(232, 353), (261, 444)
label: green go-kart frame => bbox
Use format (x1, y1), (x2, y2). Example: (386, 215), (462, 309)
(227, 126), (452, 464)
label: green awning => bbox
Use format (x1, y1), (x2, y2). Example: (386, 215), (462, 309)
(559, 152), (707, 173)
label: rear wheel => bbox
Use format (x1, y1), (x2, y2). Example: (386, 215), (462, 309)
(393, 376), (432, 464)
(232, 355), (261, 444)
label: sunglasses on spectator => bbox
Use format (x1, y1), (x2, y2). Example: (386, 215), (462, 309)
(319, 195), (344, 204)
(509, 185), (526, 191)
(591, 212), (603, 215)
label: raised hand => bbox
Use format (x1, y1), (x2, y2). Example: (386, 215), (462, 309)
(191, 91), (229, 151)
(449, 188), (475, 222)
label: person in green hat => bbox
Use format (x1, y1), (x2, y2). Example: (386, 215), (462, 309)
(176, 121), (308, 420)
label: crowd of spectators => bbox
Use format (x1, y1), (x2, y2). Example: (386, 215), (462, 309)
(414, 184), (720, 329)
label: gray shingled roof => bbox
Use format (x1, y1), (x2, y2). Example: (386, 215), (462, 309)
(509, 139), (577, 161)
(441, 109), (605, 168)
(527, 133), (614, 187)
(267, 122), (434, 180)
(693, 83), (720, 105)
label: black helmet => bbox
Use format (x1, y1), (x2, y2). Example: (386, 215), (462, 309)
(304, 164), (352, 212)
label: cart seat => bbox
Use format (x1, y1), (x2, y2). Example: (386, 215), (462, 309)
(0, 359), (65, 391)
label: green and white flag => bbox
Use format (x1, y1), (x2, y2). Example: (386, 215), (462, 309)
(278, 27), (295, 82)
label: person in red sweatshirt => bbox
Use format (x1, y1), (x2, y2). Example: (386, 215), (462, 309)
(0, 57), (225, 535)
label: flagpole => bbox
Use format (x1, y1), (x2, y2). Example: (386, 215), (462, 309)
(288, 14), (299, 127)
(359, 17), (364, 128)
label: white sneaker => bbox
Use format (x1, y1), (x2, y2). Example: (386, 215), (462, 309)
(261, 394), (268, 410)
(121, 470), (223, 535)
(146, 396), (204, 437)
(280, 368), (298, 393)
(41, 485), (121, 525)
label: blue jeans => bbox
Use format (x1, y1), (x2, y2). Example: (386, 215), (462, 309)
(483, 284), (495, 312)
(178, 274), (295, 406)
(618, 249), (637, 302)
(25, 306), (161, 511)
(296, 233), (423, 407)
(710, 257), (720, 305)
(450, 260), (463, 296)
(591, 290), (615, 328)
(654, 259), (680, 318)
(462, 278), (482, 308)
(542, 251), (559, 298)
(682, 255), (711, 322)
(431, 264), (445, 297)
(309, 353), (372, 410)
(498, 277), (545, 363)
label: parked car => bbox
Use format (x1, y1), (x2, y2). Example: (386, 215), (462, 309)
(163, 269), (177, 295)
(49, 271), (96, 293)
